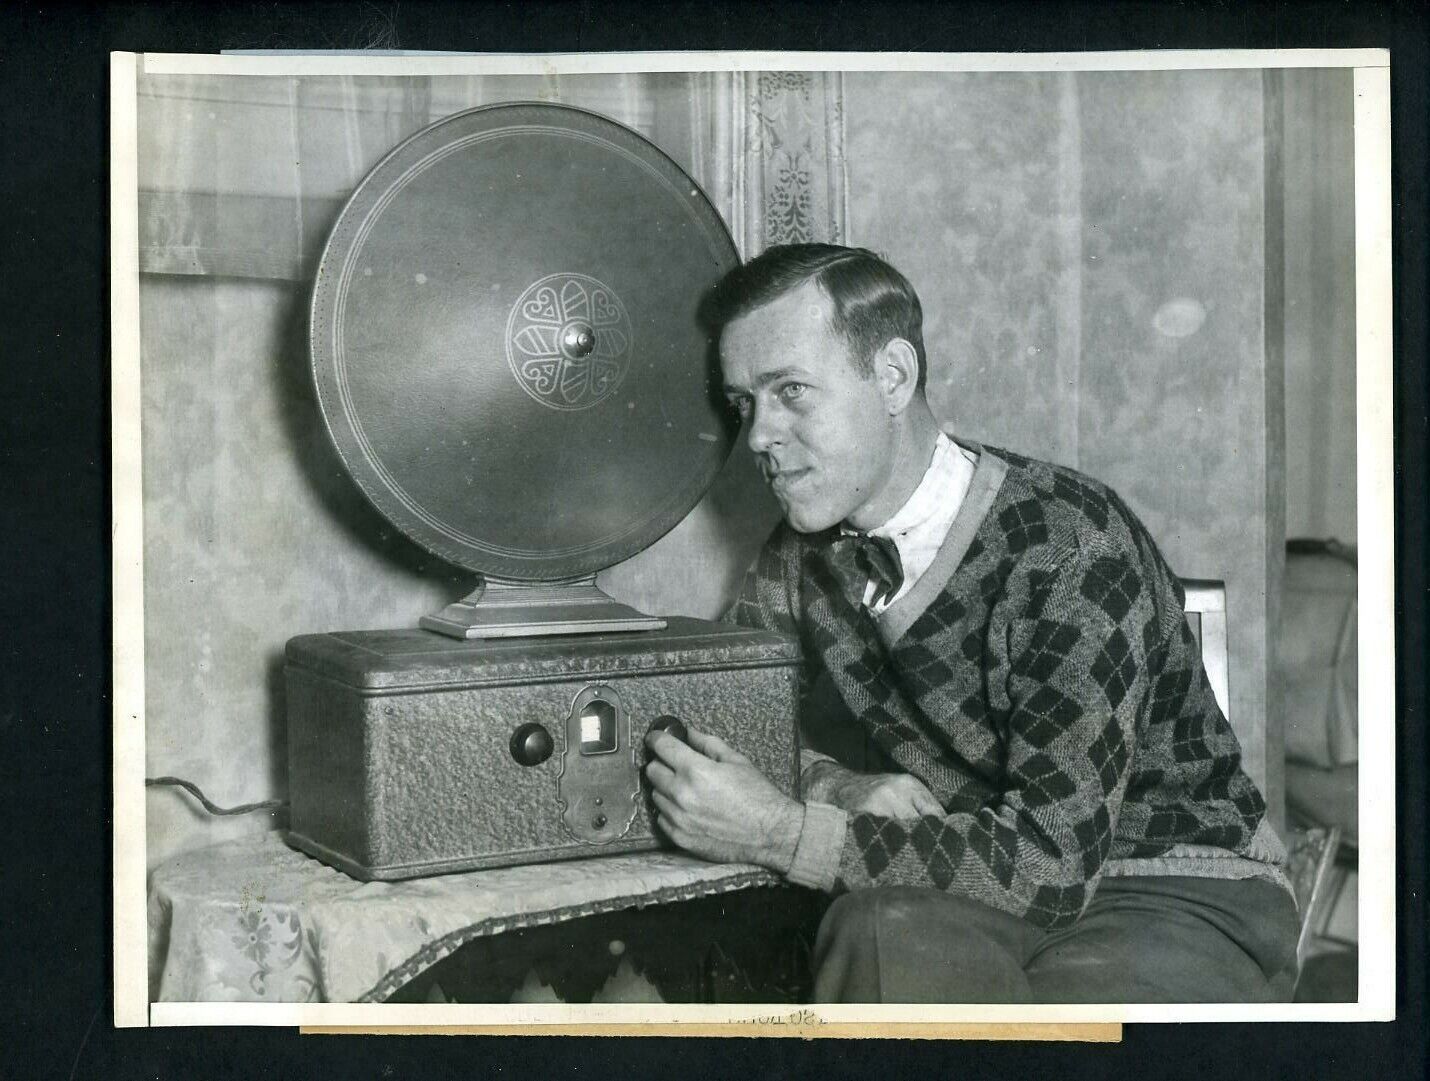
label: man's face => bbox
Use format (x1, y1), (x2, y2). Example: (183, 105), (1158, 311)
(720, 280), (898, 533)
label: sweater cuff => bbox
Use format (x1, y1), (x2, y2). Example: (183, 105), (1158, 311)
(798, 747), (838, 798)
(800, 746), (839, 772)
(785, 801), (848, 893)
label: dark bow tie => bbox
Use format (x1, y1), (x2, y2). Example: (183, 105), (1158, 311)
(827, 531), (905, 609)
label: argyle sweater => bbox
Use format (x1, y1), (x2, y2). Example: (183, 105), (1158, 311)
(729, 444), (1289, 931)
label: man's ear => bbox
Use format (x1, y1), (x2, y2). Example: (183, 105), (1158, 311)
(875, 338), (921, 414)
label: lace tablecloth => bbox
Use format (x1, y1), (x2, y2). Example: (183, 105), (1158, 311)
(147, 832), (780, 1003)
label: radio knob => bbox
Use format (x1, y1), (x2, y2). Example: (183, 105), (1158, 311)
(509, 722), (554, 766)
(649, 715), (688, 743)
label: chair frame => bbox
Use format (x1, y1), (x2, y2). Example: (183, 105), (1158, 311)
(1181, 577), (1231, 718)
(1182, 578), (1344, 986)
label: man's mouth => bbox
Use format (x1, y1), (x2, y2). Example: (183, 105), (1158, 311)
(766, 466), (811, 491)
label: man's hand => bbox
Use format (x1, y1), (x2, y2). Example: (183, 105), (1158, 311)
(644, 727), (804, 873)
(803, 760), (943, 818)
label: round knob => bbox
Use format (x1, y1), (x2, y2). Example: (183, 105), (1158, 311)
(560, 322), (597, 358)
(649, 715), (688, 743)
(509, 722), (554, 766)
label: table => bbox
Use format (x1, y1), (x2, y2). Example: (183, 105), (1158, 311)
(147, 832), (819, 1003)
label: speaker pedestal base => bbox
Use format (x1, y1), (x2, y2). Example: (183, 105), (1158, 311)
(420, 576), (666, 640)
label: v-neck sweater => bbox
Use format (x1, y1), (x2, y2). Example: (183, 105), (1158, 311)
(729, 440), (1289, 930)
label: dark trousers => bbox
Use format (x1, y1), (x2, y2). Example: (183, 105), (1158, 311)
(812, 875), (1300, 1003)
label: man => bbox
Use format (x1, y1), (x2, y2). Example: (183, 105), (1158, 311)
(644, 244), (1298, 1003)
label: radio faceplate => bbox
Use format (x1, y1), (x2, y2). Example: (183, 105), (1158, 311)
(557, 684), (640, 844)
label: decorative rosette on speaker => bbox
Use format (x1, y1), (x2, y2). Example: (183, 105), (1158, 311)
(506, 274), (633, 411)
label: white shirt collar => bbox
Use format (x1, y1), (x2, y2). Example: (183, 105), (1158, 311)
(843, 432), (978, 613)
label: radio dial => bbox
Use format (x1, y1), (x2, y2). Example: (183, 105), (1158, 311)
(509, 722), (555, 766)
(649, 715), (688, 743)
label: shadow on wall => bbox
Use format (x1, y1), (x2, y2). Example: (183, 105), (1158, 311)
(696, 436), (782, 606)
(688, 331), (784, 614)
(697, 289), (787, 611)
(272, 279), (475, 591)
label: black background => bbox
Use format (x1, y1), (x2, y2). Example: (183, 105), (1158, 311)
(1, 2), (1424, 1078)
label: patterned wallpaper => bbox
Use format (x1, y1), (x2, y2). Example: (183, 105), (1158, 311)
(1075, 69), (1276, 797)
(843, 71), (1080, 466)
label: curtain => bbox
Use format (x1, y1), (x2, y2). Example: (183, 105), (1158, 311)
(135, 69), (848, 279)
(732, 70), (850, 253)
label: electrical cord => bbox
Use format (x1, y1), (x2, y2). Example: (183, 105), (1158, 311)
(145, 775), (288, 816)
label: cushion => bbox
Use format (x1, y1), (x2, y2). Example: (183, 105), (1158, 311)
(1276, 546), (1358, 768)
(1285, 761), (1358, 843)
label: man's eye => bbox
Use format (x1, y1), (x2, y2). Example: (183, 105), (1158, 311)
(778, 383), (807, 402)
(728, 397), (752, 420)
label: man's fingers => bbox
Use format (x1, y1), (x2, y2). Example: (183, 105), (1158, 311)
(867, 795), (918, 819)
(685, 727), (748, 764)
(892, 799), (931, 819)
(650, 788), (680, 821)
(911, 791), (944, 816)
(683, 726), (720, 756)
(650, 791), (693, 850)
(645, 759), (678, 793)
(907, 781), (944, 816)
(644, 729), (706, 773)
(862, 785), (939, 819)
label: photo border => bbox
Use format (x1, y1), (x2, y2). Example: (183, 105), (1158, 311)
(111, 46), (1396, 1030)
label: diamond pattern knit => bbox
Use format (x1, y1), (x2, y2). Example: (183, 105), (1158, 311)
(729, 447), (1276, 930)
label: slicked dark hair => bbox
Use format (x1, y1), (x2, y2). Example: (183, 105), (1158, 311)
(706, 243), (928, 389)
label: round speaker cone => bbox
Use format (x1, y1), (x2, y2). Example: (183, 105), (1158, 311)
(311, 102), (740, 581)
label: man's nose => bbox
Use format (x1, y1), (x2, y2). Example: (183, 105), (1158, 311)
(745, 401), (783, 454)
